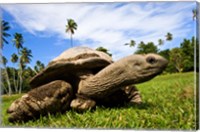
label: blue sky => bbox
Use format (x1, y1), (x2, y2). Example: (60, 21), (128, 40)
(0, 2), (197, 68)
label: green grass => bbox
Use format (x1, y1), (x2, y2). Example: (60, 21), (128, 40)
(1, 72), (197, 130)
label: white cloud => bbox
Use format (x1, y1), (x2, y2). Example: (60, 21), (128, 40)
(1, 2), (196, 61)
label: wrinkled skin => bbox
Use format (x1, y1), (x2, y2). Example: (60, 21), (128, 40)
(7, 80), (73, 123)
(70, 85), (142, 111)
(78, 53), (168, 99)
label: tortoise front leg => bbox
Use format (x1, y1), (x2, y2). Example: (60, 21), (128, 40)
(70, 95), (96, 112)
(96, 85), (142, 107)
(7, 80), (73, 123)
(123, 85), (142, 105)
(70, 86), (142, 111)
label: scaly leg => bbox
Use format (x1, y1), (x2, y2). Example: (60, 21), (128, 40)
(96, 85), (142, 107)
(7, 80), (73, 123)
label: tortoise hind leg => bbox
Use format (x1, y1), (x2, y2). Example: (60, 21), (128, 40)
(7, 80), (73, 123)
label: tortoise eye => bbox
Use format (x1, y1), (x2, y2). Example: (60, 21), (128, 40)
(146, 56), (156, 64)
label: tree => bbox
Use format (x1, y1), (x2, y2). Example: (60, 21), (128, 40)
(196, 38), (199, 72)
(20, 47), (33, 64)
(12, 33), (24, 93)
(11, 53), (18, 64)
(165, 32), (173, 41)
(22, 67), (36, 92)
(65, 19), (77, 47)
(2, 56), (12, 95)
(13, 33), (24, 53)
(135, 41), (158, 54)
(158, 49), (176, 73)
(192, 8), (197, 20)
(34, 60), (45, 74)
(159, 49), (170, 61)
(1, 20), (11, 48)
(11, 53), (19, 93)
(180, 37), (195, 71)
(169, 48), (184, 72)
(158, 39), (164, 46)
(96, 46), (112, 56)
(125, 40), (136, 47)
(19, 47), (33, 93)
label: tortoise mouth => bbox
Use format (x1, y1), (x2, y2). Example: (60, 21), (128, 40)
(133, 66), (165, 84)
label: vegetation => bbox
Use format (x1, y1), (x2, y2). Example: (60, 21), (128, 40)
(192, 8), (197, 20)
(135, 41), (159, 54)
(2, 72), (196, 129)
(1, 20), (11, 48)
(124, 40), (136, 47)
(96, 46), (112, 56)
(1, 20), (45, 95)
(65, 19), (78, 47)
(165, 32), (173, 41)
(124, 32), (197, 73)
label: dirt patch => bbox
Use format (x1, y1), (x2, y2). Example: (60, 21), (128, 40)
(180, 86), (194, 99)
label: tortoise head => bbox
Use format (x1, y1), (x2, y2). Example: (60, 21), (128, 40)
(124, 53), (168, 83)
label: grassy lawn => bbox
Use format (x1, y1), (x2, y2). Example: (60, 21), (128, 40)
(1, 72), (197, 130)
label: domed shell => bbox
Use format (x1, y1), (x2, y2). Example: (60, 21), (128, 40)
(30, 47), (113, 88)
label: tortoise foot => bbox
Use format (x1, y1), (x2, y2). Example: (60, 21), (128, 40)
(124, 85), (142, 105)
(7, 80), (73, 123)
(70, 96), (96, 112)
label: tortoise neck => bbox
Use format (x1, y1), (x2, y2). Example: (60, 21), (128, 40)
(78, 62), (136, 99)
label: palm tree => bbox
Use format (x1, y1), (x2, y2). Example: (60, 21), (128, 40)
(18, 47), (32, 93)
(23, 67), (36, 79)
(20, 47), (32, 64)
(125, 40), (136, 47)
(165, 32), (173, 41)
(13, 33), (24, 53)
(1, 20), (11, 48)
(12, 33), (24, 93)
(34, 60), (45, 73)
(2, 56), (12, 95)
(11, 53), (19, 93)
(65, 19), (77, 47)
(158, 39), (164, 46)
(192, 8), (197, 20)
(11, 53), (18, 63)
(96, 46), (112, 56)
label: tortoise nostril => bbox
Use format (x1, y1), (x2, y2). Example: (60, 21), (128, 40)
(146, 56), (156, 64)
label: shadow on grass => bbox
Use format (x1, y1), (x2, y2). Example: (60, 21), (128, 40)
(95, 101), (156, 111)
(122, 101), (156, 109)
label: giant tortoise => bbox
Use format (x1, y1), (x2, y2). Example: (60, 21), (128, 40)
(7, 46), (168, 122)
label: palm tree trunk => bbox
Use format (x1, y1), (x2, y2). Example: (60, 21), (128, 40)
(19, 74), (22, 94)
(12, 66), (18, 93)
(4, 68), (12, 95)
(16, 72), (20, 92)
(19, 65), (23, 94)
(1, 82), (8, 94)
(71, 34), (73, 47)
